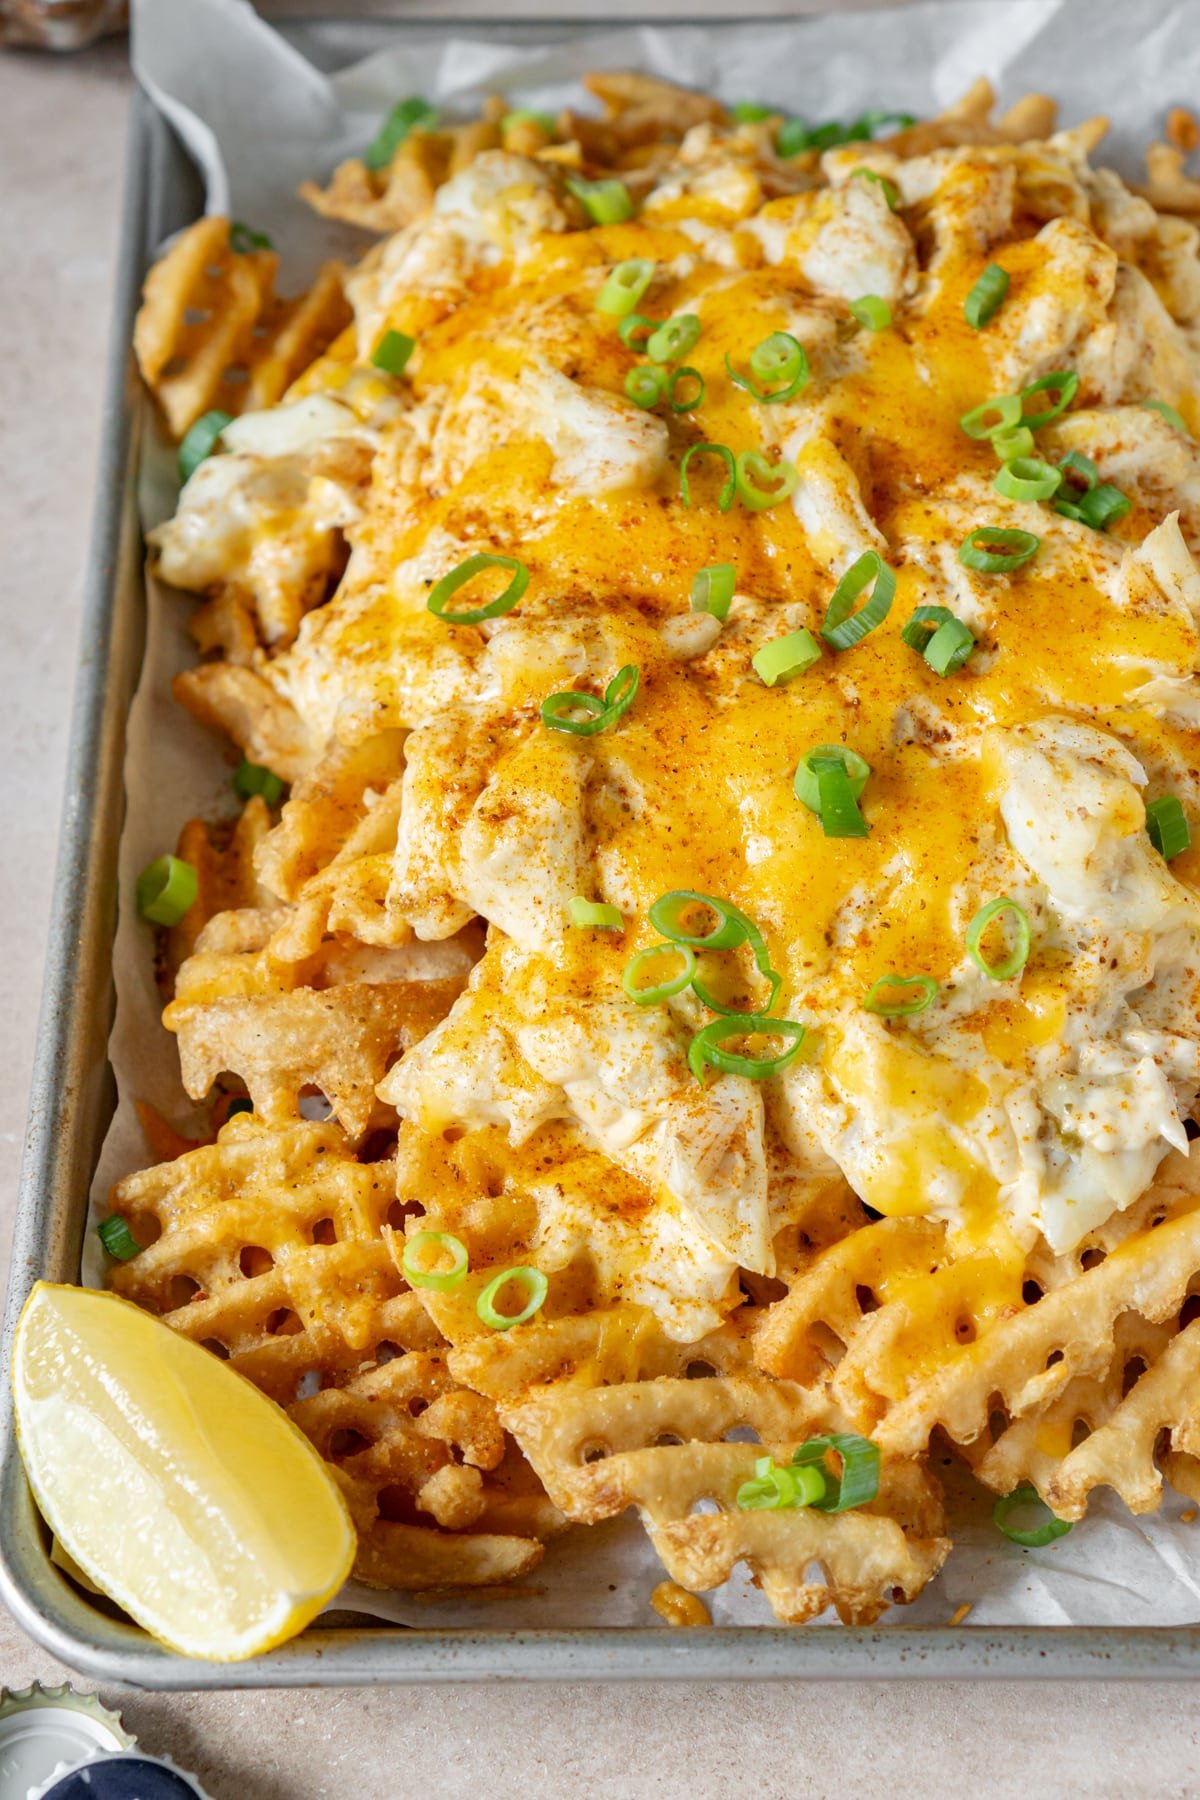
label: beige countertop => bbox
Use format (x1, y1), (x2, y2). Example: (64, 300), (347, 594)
(3, 15), (1200, 1797)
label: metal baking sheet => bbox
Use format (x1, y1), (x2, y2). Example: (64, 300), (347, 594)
(5, 13), (1200, 1687)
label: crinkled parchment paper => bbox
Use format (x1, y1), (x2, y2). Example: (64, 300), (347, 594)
(90, 0), (1200, 1629)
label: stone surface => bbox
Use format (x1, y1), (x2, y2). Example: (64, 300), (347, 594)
(2, 16), (1200, 1798)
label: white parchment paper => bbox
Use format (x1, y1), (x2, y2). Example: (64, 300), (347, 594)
(100, 0), (1200, 1630)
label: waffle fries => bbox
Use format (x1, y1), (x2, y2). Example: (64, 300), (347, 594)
(115, 69), (1200, 1636)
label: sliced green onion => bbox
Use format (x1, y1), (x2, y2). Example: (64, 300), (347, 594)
(793, 744), (871, 814)
(427, 553), (529, 624)
(993, 457), (1062, 503)
(136, 855), (198, 928)
(992, 425), (1035, 462)
(900, 604), (955, 649)
(402, 1230), (469, 1293)
(993, 1484), (1072, 1548)
(178, 409), (232, 484)
(1077, 483), (1131, 531)
(1146, 794), (1191, 860)
(852, 109), (917, 137)
(792, 1433), (881, 1513)
(233, 759), (284, 806)
(688, 1015), (806, 1083)
(596, 257), (656, 318)
(816, 761), (869, 837)
(851, 166), (900, 210)
(1018, 369), (1079, 429)
(371, 329), (415, 377)
(959, 394), (1021, 440)
(680, 442), (737, 512)
(667, 366), (705, 412)
(863, 973), (939, 1017)
(732, 101), (774, 123)
(97, 1216), (139, 1262)
(363, 97), (438, 171)
(725, 332), (809, 404)
(924, 616), (975, 675)
(625, 364), (667, 409)
(964, 263), (1010, 329)
(569, 897), (624, 931)
(566, 175), (635, 225)
(966, 896), (1031, 981)
(501, 108), (557, 137)
(776, 118), (812, 158)
(691, 563), (736, 621)
(752, 629), (822, 686)
(650, 890), (753, 951)
(736, 1456), (826, 1511)
(618, 313), (661, 349)
(229, 221), (273, 254)
(958, 526), (1040, 573)
(819, 550), (896, 649)
(850, 295), (891, 331)
(735, 449), (798, 512)
(476, 1266), (548, 1330)
(541, 664), (639, 737)
(1057, 450), (1098, 493)
(646, 314), (702, 364)
(622, 941), (697, 1005)
(807, 121), (853, 150)
(1142, 398), (1189, 435)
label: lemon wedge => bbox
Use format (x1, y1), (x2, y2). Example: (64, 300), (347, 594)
(12, 1282), (355, 1661)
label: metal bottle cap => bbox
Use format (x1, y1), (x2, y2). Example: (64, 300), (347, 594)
(0, 1684), (134, 1799)
(30, 1751), (213, 1800)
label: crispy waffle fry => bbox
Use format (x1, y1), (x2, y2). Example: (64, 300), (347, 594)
(106, 1115), (553, 1589)
(164, 907), (466, 1138)
(300, 111), (507, 235)
(134, 216), (350, 440)
(163, 795), (273, 981)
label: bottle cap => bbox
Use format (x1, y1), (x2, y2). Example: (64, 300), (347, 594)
(30, 1751), (213, 1800)
(0, 1684), (134, 1799)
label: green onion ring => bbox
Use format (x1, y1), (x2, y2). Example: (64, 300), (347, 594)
(959, 393), (1022, 439)
(649, 890), (754, 951)
(618, 313), (662, 349)
(233, 759), (285, 806)
(541, 664), (640, 736)
(735, 449), (799, 511)
(850, 295), (891, 331)
(566, 175), (635, 224)
(1146, 794), (1191, 860)
(596, 257), (656, 318)
(993, 456), (1062, 503)
(625, 364), (667, 409)
(793, 744), (871, 814)
(688, 1015), (806, 1083)
(991, 425), (1035, 462)
(1077, 483), (1132, 531)
(402, 1230), (470, 1293)
(958, 526), (1040, 573)
(427, 553), (529, 624)
(1057, 450), (1098, 493)
(863, 973), (939, 1017)
(136, 854), (198, 927)
(646, 314), (702, 364)
(363, 97), (438, 171)
(923, 616), (975, 675)
(680, 442), (737, 511)
(569, 897), (624, 930)
(178, 409), (232, 484)
(667, 366), (705, 412)
(1018, 369), (1079, 429)
(751, 628), (823, 686)
(1141, 398), (1189, 435)
(820, 550), (896, 649)
(993, 1484), (1073, 1547)
(371, 329), (415, 377)
(851, 166), (900, 210)
(476, 1266), (549, 1330)
(966, 896), (1031, 981)
(792, 1433), (881, 1512)
(736, 1456), (826, 1512)
(726, 332), (810, 404)
(229, 220), (273, 254)
(691, 563), (736, 620)
(622, 942), (697, 1005)
(964, 262), (1010, 329)
(97, 1216), (140, 1262)
(816, 761), (870, 837)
